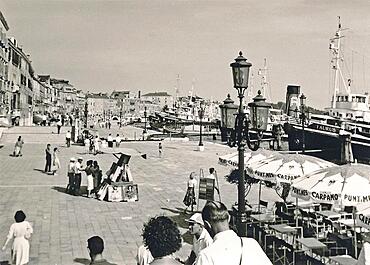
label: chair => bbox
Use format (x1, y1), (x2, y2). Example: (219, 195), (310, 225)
(308, 212), (326, 239)
(299, 208), (311, 225)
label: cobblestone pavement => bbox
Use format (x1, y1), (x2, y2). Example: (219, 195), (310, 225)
(0, 125), (280, 265)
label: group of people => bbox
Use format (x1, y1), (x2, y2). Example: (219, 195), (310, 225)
(67, 157), (102, 197)
(44, 143), (61, 175)
(137, 201), (272, 265)
(83, 133), (123, 155)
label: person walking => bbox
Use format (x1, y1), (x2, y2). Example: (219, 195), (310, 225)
(51, 147), (61, 175)
(115, 134), (121, 148)
(183, 172), (197, 213)
(67, 157), (76, 194)
(158, 142), (163, 158)
(85, 160), (94, 198)
(56, 119), (62, 134)
(91, 161), (102, 193)
(194, 201), (272, 265)
(94, 136), (100, 155)
(44, 144), (52, 173)
(74, 157), (84, 196)
(107, 134), (113, 148)
(84, 137), (90, 154)
(13, 136), (24, 157)
(66, 130), (71, 147)
(2, 210), (33, 265)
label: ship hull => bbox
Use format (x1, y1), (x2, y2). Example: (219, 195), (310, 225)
(286, 123), (370, 164)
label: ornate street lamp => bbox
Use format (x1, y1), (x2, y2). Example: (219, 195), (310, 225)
(229, 51), (271, 237)
(300, 93), (307, 153)
(198, 101), (206, 150)
(219, 94), (238, 142)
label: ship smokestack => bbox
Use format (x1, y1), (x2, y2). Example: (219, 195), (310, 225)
(286, 85), (300, 116)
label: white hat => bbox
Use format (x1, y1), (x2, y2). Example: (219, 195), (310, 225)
(185, 213), (204, 226)
(70, 157), (76, 161)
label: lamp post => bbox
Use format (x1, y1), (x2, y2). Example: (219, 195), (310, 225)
(84, 99), (88, 128)
(198, 101), (205, 151)
(300, 94), (306, 153)
(144, 106), (147, 134)
(229, 51), (271, 237)
(119, 99), (123, 128)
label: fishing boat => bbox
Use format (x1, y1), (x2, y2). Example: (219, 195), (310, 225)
(286, 17), (370, 164)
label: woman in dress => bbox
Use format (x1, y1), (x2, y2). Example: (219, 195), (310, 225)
(2, 210), (33, 265)
(13, 136), (24, 157)
(85, 160), (94, 198)
(183, 172), (197, 213)
(52, 147), (61, 175)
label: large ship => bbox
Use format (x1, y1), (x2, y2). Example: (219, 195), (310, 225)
(286, 17), (370, 164)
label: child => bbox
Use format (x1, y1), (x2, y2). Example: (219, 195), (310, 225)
(158, 142), (163, 158)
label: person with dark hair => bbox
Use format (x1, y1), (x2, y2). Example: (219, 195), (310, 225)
(85, 160), (94, 198)
(183, 172), (197, 213)
(13, 136), (24, 157)
(205, 168), (216, 180)
(52, 147), (61, 175)
(44, 143), (52, 173)
(87, 236), (116, 265)
(195, 201), (272, 265)
(2, 210), (33, 265)
(142, 216), (182, 264)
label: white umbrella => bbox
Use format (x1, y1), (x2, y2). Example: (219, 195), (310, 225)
(247, 153), (334, 184)
(291, 163), (370, 206)
(356, 204), (370, 230)
(291, 163), (370, 257)
(218, 148), (276, 168)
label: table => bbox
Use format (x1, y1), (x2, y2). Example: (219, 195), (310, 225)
(296, 237), (327, 262)
(316, 210), (342, 220)
(250, 214), (275, 242)
(250, 213), (275, 223)
(337, 218), (369, 233)
(270, 224), (300, 244)
(329, 254), (357, 265)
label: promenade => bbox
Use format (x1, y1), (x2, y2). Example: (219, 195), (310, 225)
(0, 125), (279, 265)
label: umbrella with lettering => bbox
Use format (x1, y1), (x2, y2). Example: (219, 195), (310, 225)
(291, 163), (370, 257)
(247, 153), (334, 184)
(291, 163), (370, 206)
(355, 204), (370, 230)
(218, 148), (276, 168)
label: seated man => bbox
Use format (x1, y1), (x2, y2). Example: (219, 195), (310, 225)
(87, 236), (116, 265)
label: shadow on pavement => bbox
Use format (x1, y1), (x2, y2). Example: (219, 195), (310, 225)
(52, 186), (68, 194)
(73, 258), (90, 265)
(0, 261), (9, 265)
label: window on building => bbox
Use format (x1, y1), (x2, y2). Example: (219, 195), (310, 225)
(20, 74), (26, 86)
(27, 79), (33, 90)
(12, 50), (20, 66)
(28, 95), (32, 105)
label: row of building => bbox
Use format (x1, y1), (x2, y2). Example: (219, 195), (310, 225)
(0, 11), (221, 128)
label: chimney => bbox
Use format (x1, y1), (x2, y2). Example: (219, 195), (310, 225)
(285, 85), (300, 116)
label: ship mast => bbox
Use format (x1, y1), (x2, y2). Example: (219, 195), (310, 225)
(258, 58), (269, 100)
(330, 16), (350, 108)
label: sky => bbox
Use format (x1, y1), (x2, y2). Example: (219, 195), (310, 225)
(2, 0), (370, 109)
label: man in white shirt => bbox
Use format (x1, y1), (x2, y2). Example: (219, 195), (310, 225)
(205, 168), (216, 180)
(74, 157), (84, 196)
(107, 134), (113, 148)
(195, 201), (272, 265)
(115, 134), (121, 148)
(183, 213), (213, 265)
(66, 130), (71, 147)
